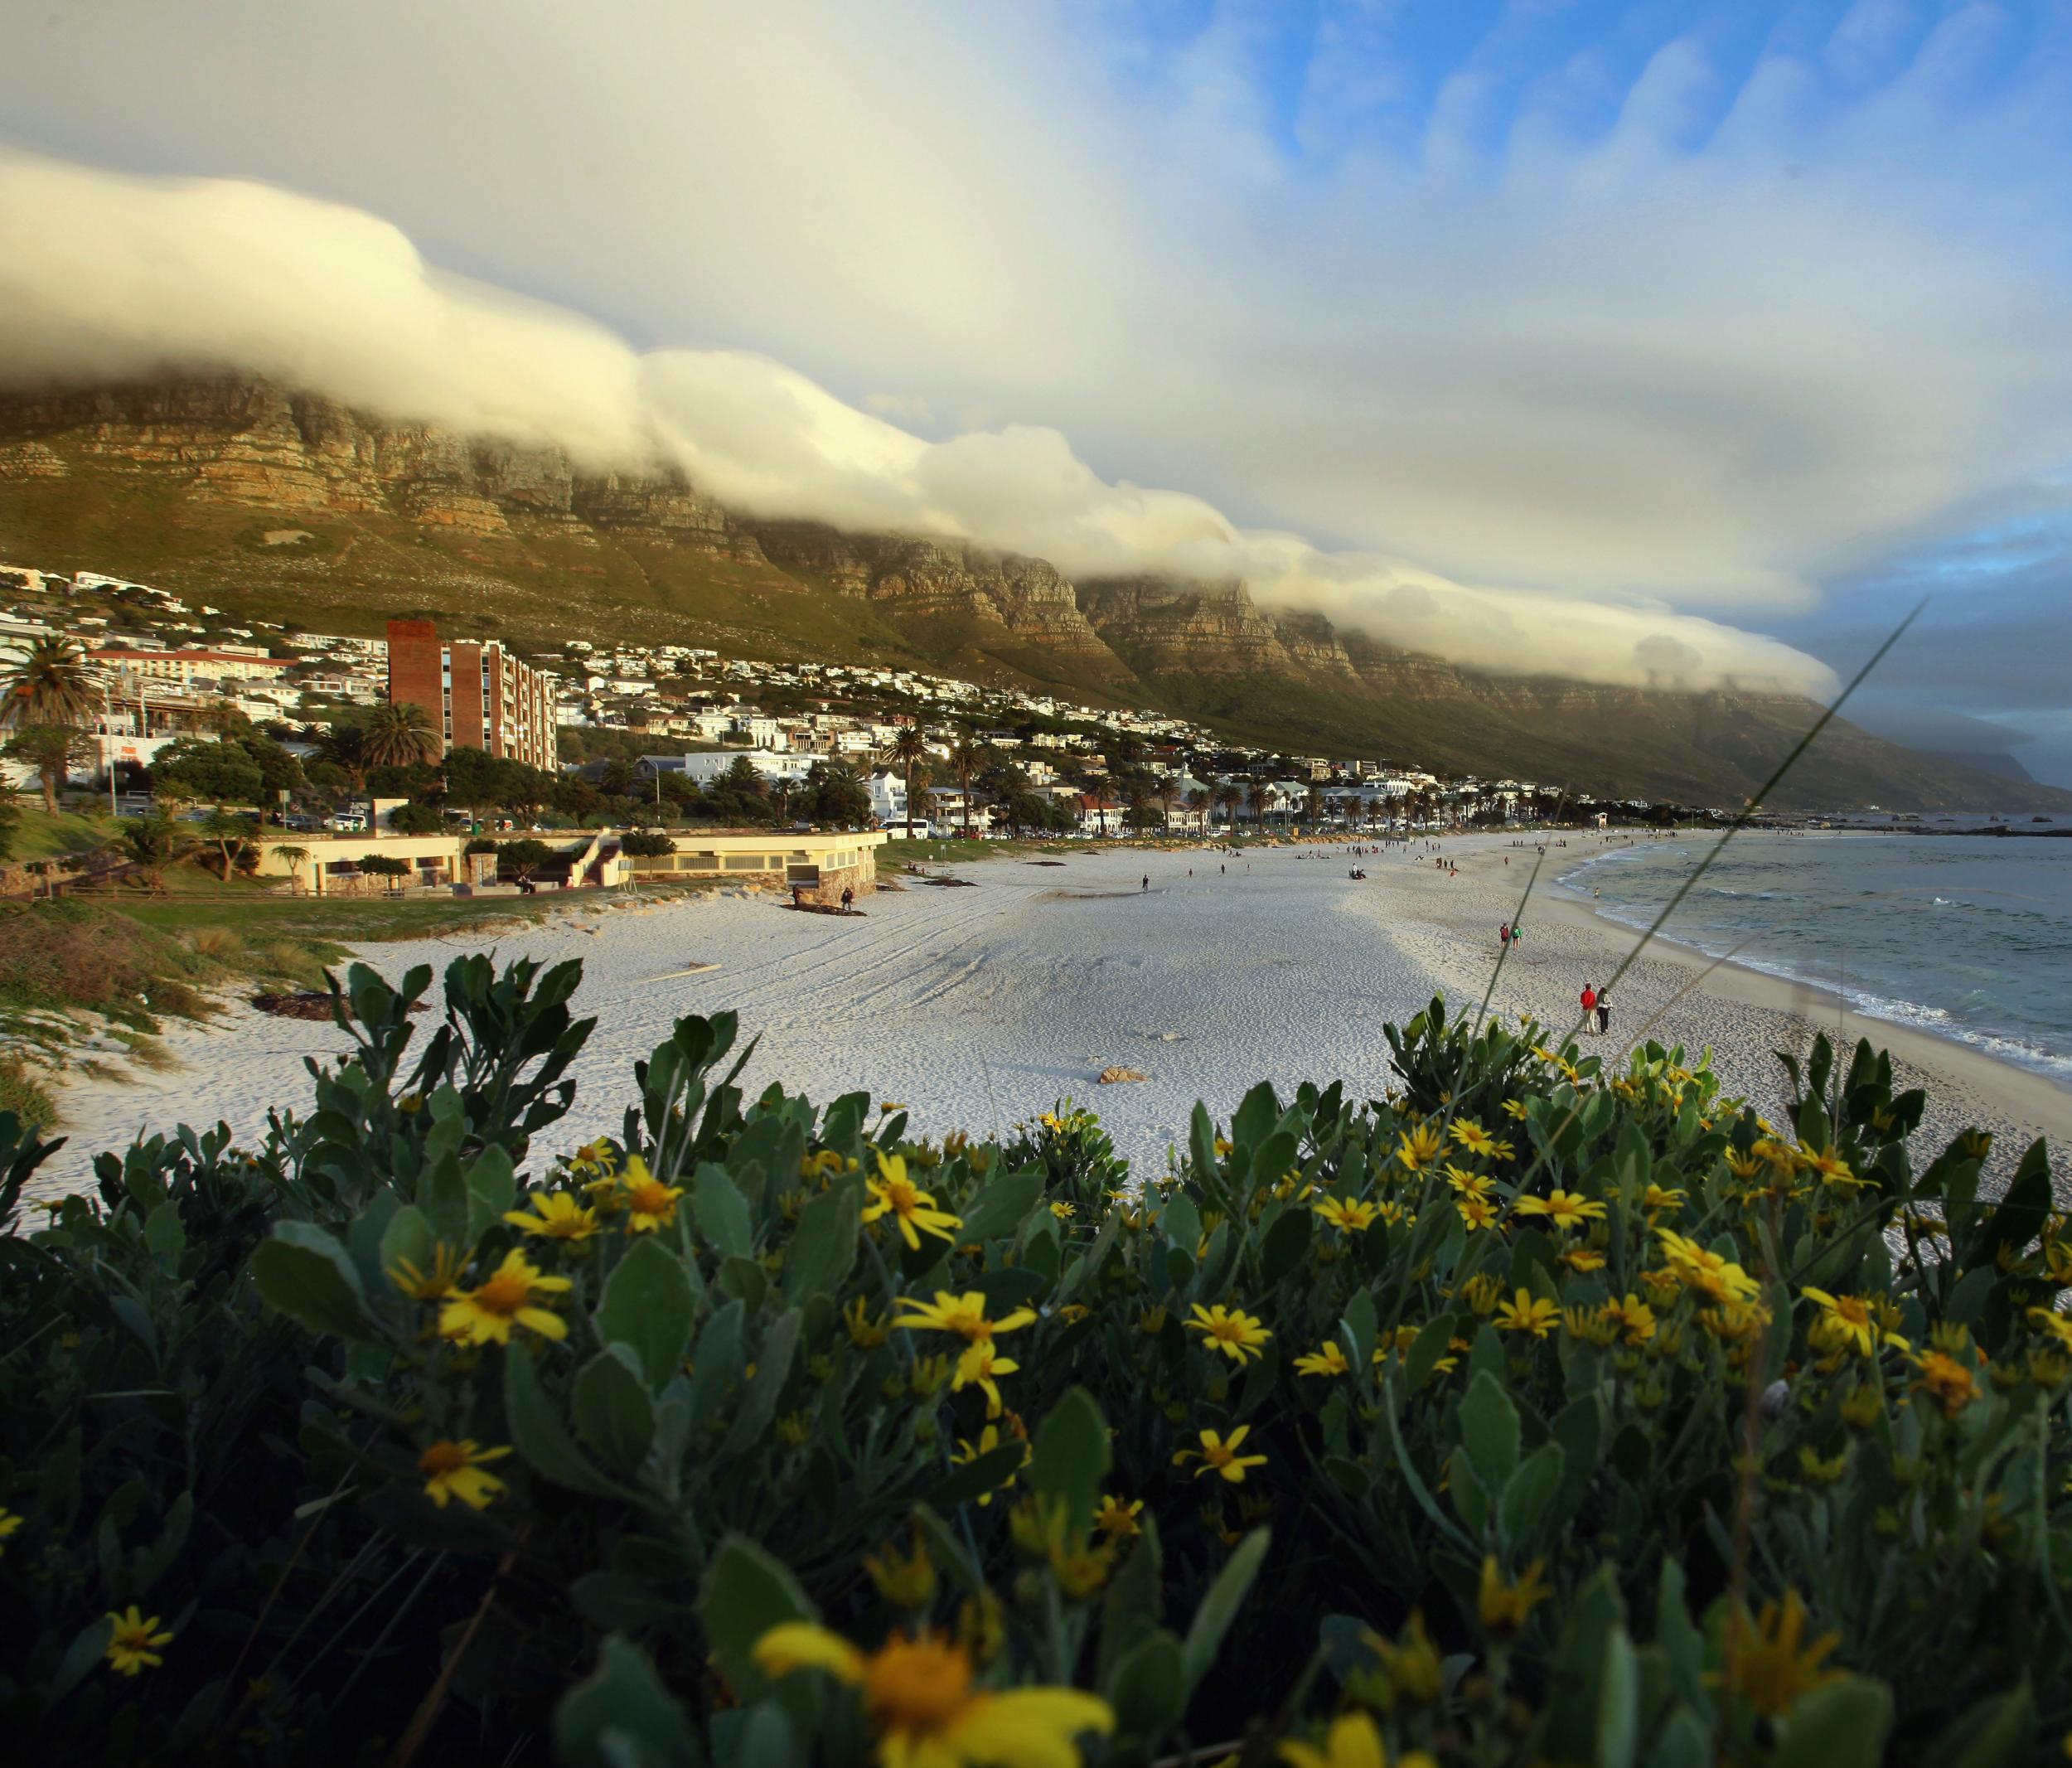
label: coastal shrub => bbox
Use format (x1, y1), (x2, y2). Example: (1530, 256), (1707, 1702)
(188, 925), (242, 960)
(0, 899), (197, 1020)
(0, 957), (2068, 1766)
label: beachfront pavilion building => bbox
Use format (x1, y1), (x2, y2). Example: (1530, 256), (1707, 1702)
(621, 829), (887, 907)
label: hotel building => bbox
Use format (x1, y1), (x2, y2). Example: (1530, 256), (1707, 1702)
(386, 619), (558, 771)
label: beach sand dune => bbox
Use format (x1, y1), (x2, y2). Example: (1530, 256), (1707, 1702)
(35, 836), (2069, 1204)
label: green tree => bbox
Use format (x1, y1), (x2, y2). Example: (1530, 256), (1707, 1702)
(702, 756), (772, 826)
(498, 837), (556, 884)
(0, 795), (18, 860)
(888, 726), (930, 840)
(317, 724), (370, 791)
(200, 808), (259, 880)
(356, 852), (412, 889)
(619, 829), (675, 858)
(150, 737), (264, 807)
(362, 701), (441, 770)
(948, 735), (985, 836)
(270, 844), (312, 894)
(443, 744), (505, 829)
(387, 802), (445, 836)
(1, 637), (98, 729)
(805, 759), (871, 828)
(3, 724), (92, 815)
(119, 816), (187, 889)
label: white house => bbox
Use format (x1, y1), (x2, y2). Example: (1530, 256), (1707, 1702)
(639, 749), (811, 787)
(868, 770), (909, 827)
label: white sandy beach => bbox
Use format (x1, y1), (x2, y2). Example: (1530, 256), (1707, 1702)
(34, 834), (2072, 1204)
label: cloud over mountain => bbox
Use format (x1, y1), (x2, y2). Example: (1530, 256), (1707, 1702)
(0, 148), (1835, 695)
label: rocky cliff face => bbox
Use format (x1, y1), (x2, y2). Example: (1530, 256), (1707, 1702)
(1075, 576), (1298, 675)
(0, 375), (761, 551)
(752, 526), (1115, 659)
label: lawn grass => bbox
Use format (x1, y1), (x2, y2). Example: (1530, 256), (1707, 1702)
(9, 804), (120, 861)
(105, 884), (564, 962)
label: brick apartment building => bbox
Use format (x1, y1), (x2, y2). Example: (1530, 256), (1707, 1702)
(385, 619), (558, 771)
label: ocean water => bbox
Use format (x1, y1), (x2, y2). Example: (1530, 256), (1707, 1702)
(1556, 832), (2072, 1087)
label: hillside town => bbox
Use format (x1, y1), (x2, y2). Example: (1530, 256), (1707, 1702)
(0, 559), (1591, 846)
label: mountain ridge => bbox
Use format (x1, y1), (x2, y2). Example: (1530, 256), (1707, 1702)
(0, 372), (2062, 812)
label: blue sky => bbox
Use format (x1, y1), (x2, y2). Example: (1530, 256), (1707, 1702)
(1, 1), (2067, 778)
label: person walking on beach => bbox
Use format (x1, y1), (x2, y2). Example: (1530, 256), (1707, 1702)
(1580, 982), (1598, 1029)
(1141, 874), (1149, 892)
(840, 884), (855, 914)
(1499, 922), (1510, 953)
(1595, 986), (1611, 1037)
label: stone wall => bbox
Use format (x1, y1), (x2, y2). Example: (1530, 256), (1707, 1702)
(794, 858), (874, 908)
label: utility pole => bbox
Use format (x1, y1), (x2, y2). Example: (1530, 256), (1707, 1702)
(102, 679), (118, 816)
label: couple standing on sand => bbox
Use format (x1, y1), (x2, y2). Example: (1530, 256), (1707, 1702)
(1580, 983), (1611, 1034)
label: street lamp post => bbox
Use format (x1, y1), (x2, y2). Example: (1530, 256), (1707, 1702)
(102, 680), (118, 816)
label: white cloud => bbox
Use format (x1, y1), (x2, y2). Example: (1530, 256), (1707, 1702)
(0, 145), (1832, 695)
(2, 1), (2069, 704)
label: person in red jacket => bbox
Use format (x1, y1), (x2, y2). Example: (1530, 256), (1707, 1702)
(1581, 983), (1598, 1028)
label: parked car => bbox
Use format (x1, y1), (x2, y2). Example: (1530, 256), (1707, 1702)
(326, 813), (366, 833)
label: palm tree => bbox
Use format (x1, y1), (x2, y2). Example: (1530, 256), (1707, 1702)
(888, 726), (930, 839)
(119, 816), (187, 890)
(1213, 781), (1241, 834)
(362, 702), (441, 770)
(948, 734), (985, 836)
(2, 638), (98, 730)
(1245, 778), (1271, 831)
(1305, 785), (1323, 831)
(1154, 777), (1178, 835)
(1185, 787), (1209, 835)
(271, 844), (312, 895)
(317, 724), (371, 792)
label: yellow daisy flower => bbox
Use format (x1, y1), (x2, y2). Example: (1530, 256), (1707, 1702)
(1175, 1425), (1268, 1484)
(419, 1439), (513, 1509)
(1314, 1195), (1381, 1233)
(502, 1189), (601, 1242)
(1294, 1340), (1351, 1378)
(753, 1624), (1113, 1767)
(1185, 1302), (1273, 1365)
(864, 1150), (964, 1250)
(617, 1155), (686, 1233)
(1496, 1289), (1560, 1338)
(104, 1606), (174, 1676)
(1511, 1189), (1606, 1231)
(438, 1248), (573, 1345)
(894, 1291), (1037, 1343)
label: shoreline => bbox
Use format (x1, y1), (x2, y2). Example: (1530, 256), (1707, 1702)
(1543, 831), (2072, 1117)
(32, 834), (2068, 1204)
(1549, 879), (2072, 1146)
(1365, 831), (2072, 1167)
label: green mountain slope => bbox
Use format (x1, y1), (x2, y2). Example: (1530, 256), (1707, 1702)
(1, 374), (2061, 812)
